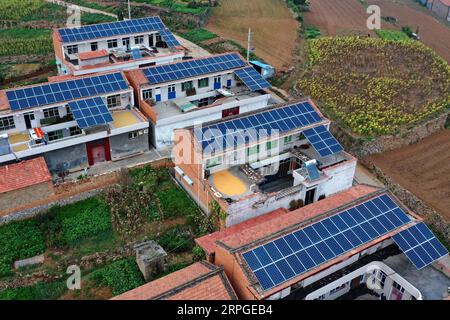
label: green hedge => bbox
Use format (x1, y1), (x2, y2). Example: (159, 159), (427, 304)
(90, 258), (145, 296)
(0, 220), (46, 278)
(0, 281), (66, 300)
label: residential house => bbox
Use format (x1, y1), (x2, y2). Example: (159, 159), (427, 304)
(431, 0), (450, 21)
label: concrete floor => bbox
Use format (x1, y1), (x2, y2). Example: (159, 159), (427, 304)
(383, 254), (450, 300)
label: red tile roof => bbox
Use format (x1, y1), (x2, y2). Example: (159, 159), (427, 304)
(78, 49), (109, 61)
(218, 185), (381, 250)
(438, 0), (450, 7)
(0, 157), (51, 193)
(111, 261), (237, 300)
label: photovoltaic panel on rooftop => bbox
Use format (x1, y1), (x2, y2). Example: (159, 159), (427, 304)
(392, 222), (448, 270)
(303, 125), (344, 158)
(143, 53), (246, 85)
(234, 67), (271, 92)
(68, 97), (113, 129)
(197, 101), (324, 152)
(305, 163), (321, 181)
(242, 194), (412, 291)
(5, 72), (128, 111)
(58, 17), (166, 43)
(159, 28), (181, 47)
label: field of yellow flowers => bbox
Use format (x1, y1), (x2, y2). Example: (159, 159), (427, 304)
(297, 37), (450, 136)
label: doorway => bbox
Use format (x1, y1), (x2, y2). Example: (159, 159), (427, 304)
(305, 188), (316, 205)
(86, 138), (111, 166)
(24, 112), (35, 129)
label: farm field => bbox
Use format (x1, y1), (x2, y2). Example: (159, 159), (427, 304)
(206, 0), (299, 71)
(368, 130), (450, 220)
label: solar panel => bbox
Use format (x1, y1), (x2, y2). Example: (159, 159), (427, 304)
(159, 28), (180, 47)
(6, 72), (128, 111)
(234, 67), (271, 92)
(58, 17), (166, 43)
(143, 53), (246, 85)
(196, 101), (324, 152)
(303, 125), (344, 157)
(131, 48), (142, 60)
(68, 97), (113, 129)
(305, 162), (321, 181)
(242, 193), (412, 291)
(392, 222), (448, 270)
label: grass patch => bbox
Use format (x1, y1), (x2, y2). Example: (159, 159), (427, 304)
(89, 258), (145, 296)
(0, 220), (46, 278)
(0, 281), (66, 300)
(182, 28), (217, 43)
(156, 185), (200, 220)
(298, 37), (450, 136)
(375, 29), (410, 41)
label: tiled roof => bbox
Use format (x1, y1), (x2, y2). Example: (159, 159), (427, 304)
(196, 208), (288, 255)
(438, 0), (450, 6)
(111, 261), (237, 300)
(78, 49), (109, 60)
(0, 91), (9, 111)
(218, 185), (381, 251)
(0, 157), (51, 193)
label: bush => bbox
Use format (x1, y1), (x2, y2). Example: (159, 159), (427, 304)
(376, 30), (410, 41)
(305, 26), (321, 39)
(0, 220), (46, 278)
(157, 225), (194, 253)
(156, 186), (200, 219)
(192, 245), (206, 261)
(41, 197), (111, 247)
(90, 258), (145, 296)
(0, 281), (66, 300)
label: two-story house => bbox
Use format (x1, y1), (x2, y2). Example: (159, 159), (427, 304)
(0, 72), (149, 174)
(53, 16), (185, 76)
(126, 52), (274, 150)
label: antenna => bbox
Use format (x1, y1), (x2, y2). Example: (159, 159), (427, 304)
(247, 27), (252, 62)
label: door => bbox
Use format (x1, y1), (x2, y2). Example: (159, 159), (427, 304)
(24, 113), (34, 129)
(214, 76), (221, 89)
(86, 138), (111, 166)
(222, 106), (240, 118)
(305, 188), (316, 205)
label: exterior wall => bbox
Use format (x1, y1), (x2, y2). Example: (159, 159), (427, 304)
(109, 129), (149, 160)
(0, 182), (54, 212)
(43, 143), (88, 173)
(153, 94), (271, 149)
(432, 0), (450, 20)
(317, 157), (357, 198)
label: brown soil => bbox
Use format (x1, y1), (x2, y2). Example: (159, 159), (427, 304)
(368, 130), (450, 220)
(206, 0), (299, 71)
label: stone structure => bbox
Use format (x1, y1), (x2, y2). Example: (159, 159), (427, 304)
(134, 241), (167, 281)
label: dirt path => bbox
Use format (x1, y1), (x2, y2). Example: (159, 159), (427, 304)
(368, 130), (450, 220)
(206, 0), (299, 71)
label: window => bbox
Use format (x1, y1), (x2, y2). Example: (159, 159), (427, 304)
(43, 107), (59, 119)
(198, 78), (209, 88)
(168, 84), (176, 93)
(67, 45), (78, 55)
(206, 156), (221, 169)
(284, 135), (293, 144)
(134, 35), (144, 45)
(142, 89), (152, 100)
(222, 107), (239, 118)
(0, 116), (15, 131)
(123, 37), (130, 47)
(66, 106), (73, 119)
(299, 132), (306, 141)
(266, 140), (278, 150)
(214, 76), (221, 83)
(107, 39), (118, 48)
(90, 42), (98, 51)
(392, 281), (405, 293)
(247, 145), (259, 156)
(156, 34), (162, 42)
(69, 126), (82, 136)
(48, 130), (63, 142)
(107, 94), (121, 108)
(129, 131), (138, 140)
(181, 81), (194, 92)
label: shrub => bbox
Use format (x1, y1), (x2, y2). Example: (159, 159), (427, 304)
(157, 225), (194, 253)
(156, 185), (200, 219)
(0, 281), (66, 300)
(41, 197), (111, 246)
(90, 258), (145, 296)
(0, 220), (46, 278)
(192, 245), (206, 261)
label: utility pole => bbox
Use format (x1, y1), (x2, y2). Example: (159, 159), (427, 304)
(128, 0), (131, 20)
(247, 27), (252, 62)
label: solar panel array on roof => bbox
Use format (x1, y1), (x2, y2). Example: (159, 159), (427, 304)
(143, 53), (246, 85)
(159, 28), (180, 47)
(5, 72), (128, 111)
(197, 101), (324, 152)
(58, 17), (165, 43)
(68, 97), (113, 129)
(234, 67), (271, 92)
(305, 162), (321, 181)
(242, 194), (411, 291)
(392, 222), (448, 270)
(303, 125), (344, 158)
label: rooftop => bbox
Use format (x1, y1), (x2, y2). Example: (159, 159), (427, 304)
(0, 157), (51, 193)
(111, 261), (238, 300)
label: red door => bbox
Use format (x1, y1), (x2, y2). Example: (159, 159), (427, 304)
(86, 138), (111, 166)
(222, 106), (240, 118)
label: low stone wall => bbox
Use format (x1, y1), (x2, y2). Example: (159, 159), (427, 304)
(362, 158), (450, 244)
(331, 111), (449, 158)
